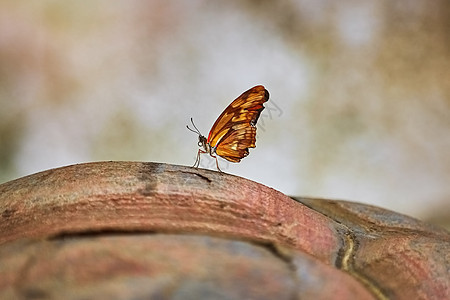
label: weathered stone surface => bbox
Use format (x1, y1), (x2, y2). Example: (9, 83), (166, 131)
(0, 162), (448, 299)
(296, 198), (450, 299)
(0, 162), (340, 263)
(0, 234), (374, 300)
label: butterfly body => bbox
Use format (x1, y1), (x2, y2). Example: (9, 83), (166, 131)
(188, 85), (269, 172)
(197, 134), (215, 157)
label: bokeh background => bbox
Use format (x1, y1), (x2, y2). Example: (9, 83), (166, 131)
(1, 1), (449, 228)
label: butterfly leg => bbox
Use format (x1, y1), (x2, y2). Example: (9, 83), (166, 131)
(193, 149), (206, 168)
(213, 155), (223, 173)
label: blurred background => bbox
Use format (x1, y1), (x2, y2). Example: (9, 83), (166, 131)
(0, 1), (449, 228)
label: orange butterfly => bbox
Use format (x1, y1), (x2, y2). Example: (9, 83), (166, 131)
(187, 85), (269, 172)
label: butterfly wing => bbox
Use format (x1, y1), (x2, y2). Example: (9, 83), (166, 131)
(207, 85), (269, 162)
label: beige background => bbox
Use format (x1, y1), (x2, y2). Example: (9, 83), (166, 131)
(0, 1), (449, 227)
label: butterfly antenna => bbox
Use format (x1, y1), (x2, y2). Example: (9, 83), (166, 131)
(190, 118), (202, 133)
(186, 117), (201, 135)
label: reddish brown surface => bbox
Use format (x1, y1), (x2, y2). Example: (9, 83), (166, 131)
(0, 162), (340, 262)
(0, 235), (375, 299)
(0, 162), (448, 299)
(297, 198), (450, 299)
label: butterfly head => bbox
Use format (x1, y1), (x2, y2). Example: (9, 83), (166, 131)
(197, 135), (209, 151)
(187, 117), (209, 152)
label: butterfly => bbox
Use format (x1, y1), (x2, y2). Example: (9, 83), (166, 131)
(187, 85), (269, 172)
